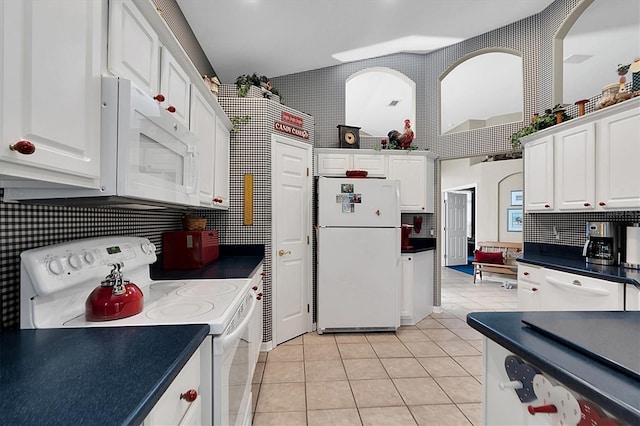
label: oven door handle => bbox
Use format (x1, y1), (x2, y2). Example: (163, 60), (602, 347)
(221, 294), (258, 352)
(545, 276), (610, 296)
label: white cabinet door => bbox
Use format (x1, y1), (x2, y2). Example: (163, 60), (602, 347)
(190, 88), (217, 207)
(213, 118), (231, 209)
(524, 136), (554, 212)
(388, 154), (427, 212)
(160, 47), (191, 128)
(144, 339), (205, 425)
(315, 151), (353, 176)
(424, 156), (435, 213)
(353, 153), (386, 177)
(555, 123), (596, 211)
(0, 0), (102, 188)
(108, 0), (160, 97)
(400, 255), (414, 322)
(596, 105), (640, 210)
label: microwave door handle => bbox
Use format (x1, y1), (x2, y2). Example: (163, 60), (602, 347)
(582, 240), (589, 257)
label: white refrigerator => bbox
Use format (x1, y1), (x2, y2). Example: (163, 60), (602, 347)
(317, 176), (401, 333)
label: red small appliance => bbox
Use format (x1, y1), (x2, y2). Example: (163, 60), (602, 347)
(86, 263), (144, 321)
(163, 230), (219, 269)
(401, 223), (414, 250)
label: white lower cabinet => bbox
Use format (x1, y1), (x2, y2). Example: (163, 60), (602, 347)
(144, 336), (211, 426)
(400, 251), (434, 325)
(1, 0), (102, 188)
(517, 264), (542, 311)
(517, 264), (637, 311)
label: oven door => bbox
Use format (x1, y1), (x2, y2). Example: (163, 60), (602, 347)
(116, 77), (198, 206)
(216, 293), (257, 426)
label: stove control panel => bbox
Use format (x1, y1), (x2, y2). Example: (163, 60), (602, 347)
(21, 236), (157, 297)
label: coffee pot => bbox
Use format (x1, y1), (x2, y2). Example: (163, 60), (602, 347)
(582, 222), (618, 266)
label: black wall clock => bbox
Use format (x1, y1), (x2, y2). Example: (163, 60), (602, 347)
(337, 125), (361, 149)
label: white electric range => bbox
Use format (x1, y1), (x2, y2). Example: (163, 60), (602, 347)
(20, 236), (263, 426)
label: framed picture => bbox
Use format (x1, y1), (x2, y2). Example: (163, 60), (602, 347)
(507, 208), (523, 232)
(510, 190), (523, 206)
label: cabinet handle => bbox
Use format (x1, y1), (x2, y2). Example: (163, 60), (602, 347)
(180, 389), (198, 402)
(544, 204), (551, 208)
(153, 94), (165, 102)
(166, 105), (176, 113)
(583, 202), (591, 207)
(9, 140), (36, 155)
(252, 286), (258, 291)
(531, 287), (538, 292)
(213, 197), (223, 203)
(257, 295), (262, 300)
(599, 201), (606, 206)
(260, 272), (266, 276)
(527, 404), (557, 415)
(498, 380), (523, 390)
(523, 271), (529, 276)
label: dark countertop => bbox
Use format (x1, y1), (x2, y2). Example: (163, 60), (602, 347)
(518, 243), (640, 288)
(150, 244), (264, 280)
(401, 238), (436, 254)
(467, 311), (640, 425)
(0, 325), (209, 426)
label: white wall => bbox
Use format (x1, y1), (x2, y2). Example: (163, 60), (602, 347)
(442, 157), (523, 247)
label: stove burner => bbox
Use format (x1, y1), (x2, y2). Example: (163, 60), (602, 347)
(145, 301), (214, 319)
(176, 282), (238, 297)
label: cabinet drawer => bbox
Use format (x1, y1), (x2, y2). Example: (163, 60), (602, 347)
(144, 345), (202, 425)
(517, 264), (541, 283)
(540, 269), (624, 311)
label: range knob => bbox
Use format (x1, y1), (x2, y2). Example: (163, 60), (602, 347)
(47, 257), (64, 275)
(83, 251), (96, 265)
(141, 242), (156, 255)
(67, 254), (82, 270)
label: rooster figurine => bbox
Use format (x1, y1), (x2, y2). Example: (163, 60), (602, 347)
(387, 119), (414, 149)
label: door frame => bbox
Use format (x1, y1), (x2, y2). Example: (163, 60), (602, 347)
(441, 184), (477, 266)
(270, 134), (313, 345)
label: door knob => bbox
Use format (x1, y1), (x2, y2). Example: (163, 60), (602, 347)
(278, 249), (291, 256)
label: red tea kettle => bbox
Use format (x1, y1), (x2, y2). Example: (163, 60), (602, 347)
(86, 263), (144, 321)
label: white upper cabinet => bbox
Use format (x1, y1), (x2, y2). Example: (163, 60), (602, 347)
(213, 118), (231, 209)
(315, 149), (435, 213)
(190, 88), (217, 207)
(108, 0), (160, 97)
(388, 154), (428, 213)
(554, 123), (595, 211)
(0, 0), (102, 188)
(160, 47), (191, 128)
(596, 104), (640, 210)
(524, 135), (554, 212)
(523, 98), (640, 213)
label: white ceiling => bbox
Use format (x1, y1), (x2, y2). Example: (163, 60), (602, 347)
(177, 0), (555, 83)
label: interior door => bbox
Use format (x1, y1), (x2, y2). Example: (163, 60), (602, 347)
(445, 191), (468, 266)
(272, 135), (312, 345)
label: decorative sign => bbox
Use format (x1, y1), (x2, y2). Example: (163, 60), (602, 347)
(243, 174), (253, 226)
(274, 121), (309, 139)
(281, 111), (304, 127)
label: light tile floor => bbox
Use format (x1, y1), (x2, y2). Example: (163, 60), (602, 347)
(251, 268), (518, 426)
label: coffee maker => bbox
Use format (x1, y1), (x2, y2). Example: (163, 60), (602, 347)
(582, 222), (618, 265)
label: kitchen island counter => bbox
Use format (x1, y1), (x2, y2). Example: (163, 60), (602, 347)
(0, 324), (209, 426)
(467, 311), (640, 425)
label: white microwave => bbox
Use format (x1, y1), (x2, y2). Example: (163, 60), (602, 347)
(3, 76), (199, 208)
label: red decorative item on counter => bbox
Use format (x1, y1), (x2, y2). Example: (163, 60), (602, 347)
(163, 230), (219, 270)
(86, 263), (143, 321)
(401, 224), (414, 250)
(345, 170), (368, 178)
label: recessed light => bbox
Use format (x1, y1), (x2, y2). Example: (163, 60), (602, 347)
(564, 54), (593, 64)
(332, 35), (463, 63)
